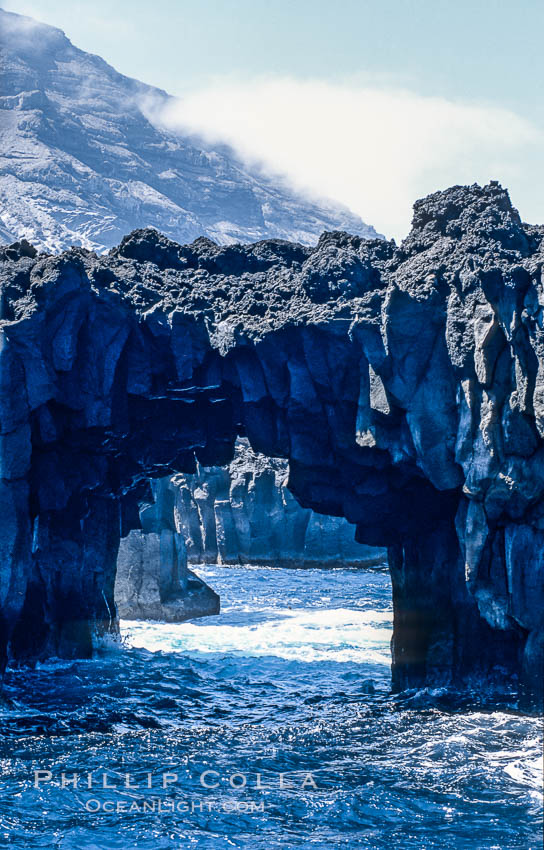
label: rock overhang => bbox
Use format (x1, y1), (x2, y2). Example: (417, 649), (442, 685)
(1, 181), (543, 704)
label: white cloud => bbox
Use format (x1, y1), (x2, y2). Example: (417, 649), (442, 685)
(149, 77), (542, 241)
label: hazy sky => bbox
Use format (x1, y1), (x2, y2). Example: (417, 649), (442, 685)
(3, 0), (543, 239)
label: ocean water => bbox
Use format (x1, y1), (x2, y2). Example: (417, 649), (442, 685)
(0, 564), (541, 849)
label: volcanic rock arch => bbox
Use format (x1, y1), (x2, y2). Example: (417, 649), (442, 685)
(1, 182), (543, 704)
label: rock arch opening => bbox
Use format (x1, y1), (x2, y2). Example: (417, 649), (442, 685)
(113, 440), (387, 622)
(1, 183), (542, 704)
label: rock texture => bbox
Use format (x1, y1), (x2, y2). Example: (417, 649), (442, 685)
(115, 478), (219, 623)
(173, 439), (386, 567)
(1, 182), (543, 705)
(0, 9), (379, 253)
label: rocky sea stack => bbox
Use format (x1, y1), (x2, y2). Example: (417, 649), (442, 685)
(0, 182), (543, 706)
(115, 476), (220, 623)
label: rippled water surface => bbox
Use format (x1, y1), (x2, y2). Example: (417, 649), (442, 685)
(0, 565), (542, 849)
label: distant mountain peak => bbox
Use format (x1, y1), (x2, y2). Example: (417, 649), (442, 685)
(0, 8), (380, 253)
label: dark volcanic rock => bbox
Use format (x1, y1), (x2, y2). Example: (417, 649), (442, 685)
(1, 181), (543, 706)
(169, 439), (386, 568)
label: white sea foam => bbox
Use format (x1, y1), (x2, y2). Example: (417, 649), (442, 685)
(504, 751), (544, 798)
(121, 607), (393, 665)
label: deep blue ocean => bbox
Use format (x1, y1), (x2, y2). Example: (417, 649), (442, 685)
(0, 564), (542, 849)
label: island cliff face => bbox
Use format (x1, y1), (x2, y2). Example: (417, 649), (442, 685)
(1, 183), (543, 704)
(171, 439), (386, 568)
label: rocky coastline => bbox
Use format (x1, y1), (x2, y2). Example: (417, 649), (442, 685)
(1, 182), (542, 705)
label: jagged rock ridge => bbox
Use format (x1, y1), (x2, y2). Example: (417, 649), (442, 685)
(0, 182), (543, 706)
(0, 8), (379, 253)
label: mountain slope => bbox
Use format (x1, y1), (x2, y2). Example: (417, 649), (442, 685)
(0, 8), (379, 252)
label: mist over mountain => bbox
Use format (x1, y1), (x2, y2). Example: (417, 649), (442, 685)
(0, 8), (379, 252)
